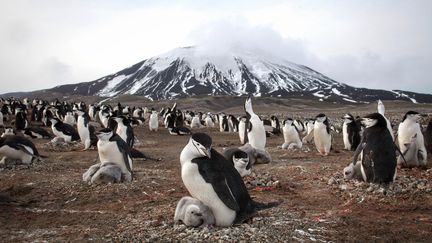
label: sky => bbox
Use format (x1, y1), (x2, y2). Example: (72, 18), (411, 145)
(0, 0), (431, 94)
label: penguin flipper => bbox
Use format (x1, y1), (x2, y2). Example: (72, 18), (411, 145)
(192, 157), (240, 212)
(352, 141), (366, 165)
(111, 136), (133, 174)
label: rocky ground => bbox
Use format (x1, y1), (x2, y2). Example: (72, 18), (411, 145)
(0, 98), (431, 242)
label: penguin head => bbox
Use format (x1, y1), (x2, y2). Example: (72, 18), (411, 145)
(49, 118), (61, 125)
(114, 116), (128, 125)
(244, 96), (253, 118)
(185, 205), (204, 227)
(75, 110), (85, 116)
(190, 133), (212, 159)
(377, 99), (385, 115)
(283, 118), (293, 126)
(315, 114), (327, 123)
(96, 128), (114, 141)
(361, 113), (386, 128)
(402, 111), (424, 123)
(342, 114), (354, 123)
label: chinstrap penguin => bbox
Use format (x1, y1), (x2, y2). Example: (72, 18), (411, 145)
(180, 133), (279, 227)
(344, 113), (397, 183)
(96, 128), (133, 182)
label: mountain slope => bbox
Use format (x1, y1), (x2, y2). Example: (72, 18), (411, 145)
(47, 46), (431, 103)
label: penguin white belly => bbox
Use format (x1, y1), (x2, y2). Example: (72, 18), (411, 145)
(149, 115), (158, 131)
(77, 119), (90, 143)
(283, 126), (301, 148)
(191, 117), (201, 128)
(238, 121), (246, 144)
(97, 140), (131, 174)
(248, 117), (266, 150)
(181, 162), (236, 226)
(0, 145), (33, 164)
(342, 123), (350, 150)
(205, 117), (214, 127)
(116, 126), (127, 142)
(398, 123), (418, 152)
(314, 124), (331, 154)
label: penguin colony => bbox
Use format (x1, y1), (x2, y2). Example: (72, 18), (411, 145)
(0, 96), (431, 228)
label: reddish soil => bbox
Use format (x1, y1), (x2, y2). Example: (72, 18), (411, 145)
(0, 98), (431, 242)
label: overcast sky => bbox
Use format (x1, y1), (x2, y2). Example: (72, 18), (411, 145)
(1, 0), (431, 94)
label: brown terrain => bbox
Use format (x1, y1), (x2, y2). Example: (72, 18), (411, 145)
(0, 96), (431, 242)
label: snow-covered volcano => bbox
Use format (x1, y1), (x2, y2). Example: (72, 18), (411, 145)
(48, 46), (431, 103)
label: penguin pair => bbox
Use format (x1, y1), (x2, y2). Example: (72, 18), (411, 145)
(86, 128), (133, 183)
(344, 113), (397, 183)
(180, 132), (279, 226)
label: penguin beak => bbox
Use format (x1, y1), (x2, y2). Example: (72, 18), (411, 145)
(204, 148), (212, 159)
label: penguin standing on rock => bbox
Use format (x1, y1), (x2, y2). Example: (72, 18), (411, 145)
(96, 128), (133, 182)
(397, 111), (427, 167)
(343, 113), (397, 183)
(313, 114), (332, 156)
(0, 135), (43, 165)
(342, 114), (361, 151)
(244, 97), (266, 151)
(180, 133), (279, 227)
(76, 110), (97, 150)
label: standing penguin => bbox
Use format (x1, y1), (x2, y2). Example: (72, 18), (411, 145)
(397, 111), (427, 167)
(281, 118), (302, 150)
(149, 110), (159, 131)
(313, 114), (332, 156)
(50, 118), (80, 142)
(15, 107), (28, 131)
(115, 116), (135, 148)
(180, 133), (278, 227)
(204, 113), (215, 127)
(96, 128), (133, 182)
(76, 110), (97, 150)
(238, 116), (248, 145)
(0, 135), (42, 165)
(342, 114), (361, 151)
(244, 97), (266, 151)
(344, 113), (397, 183)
